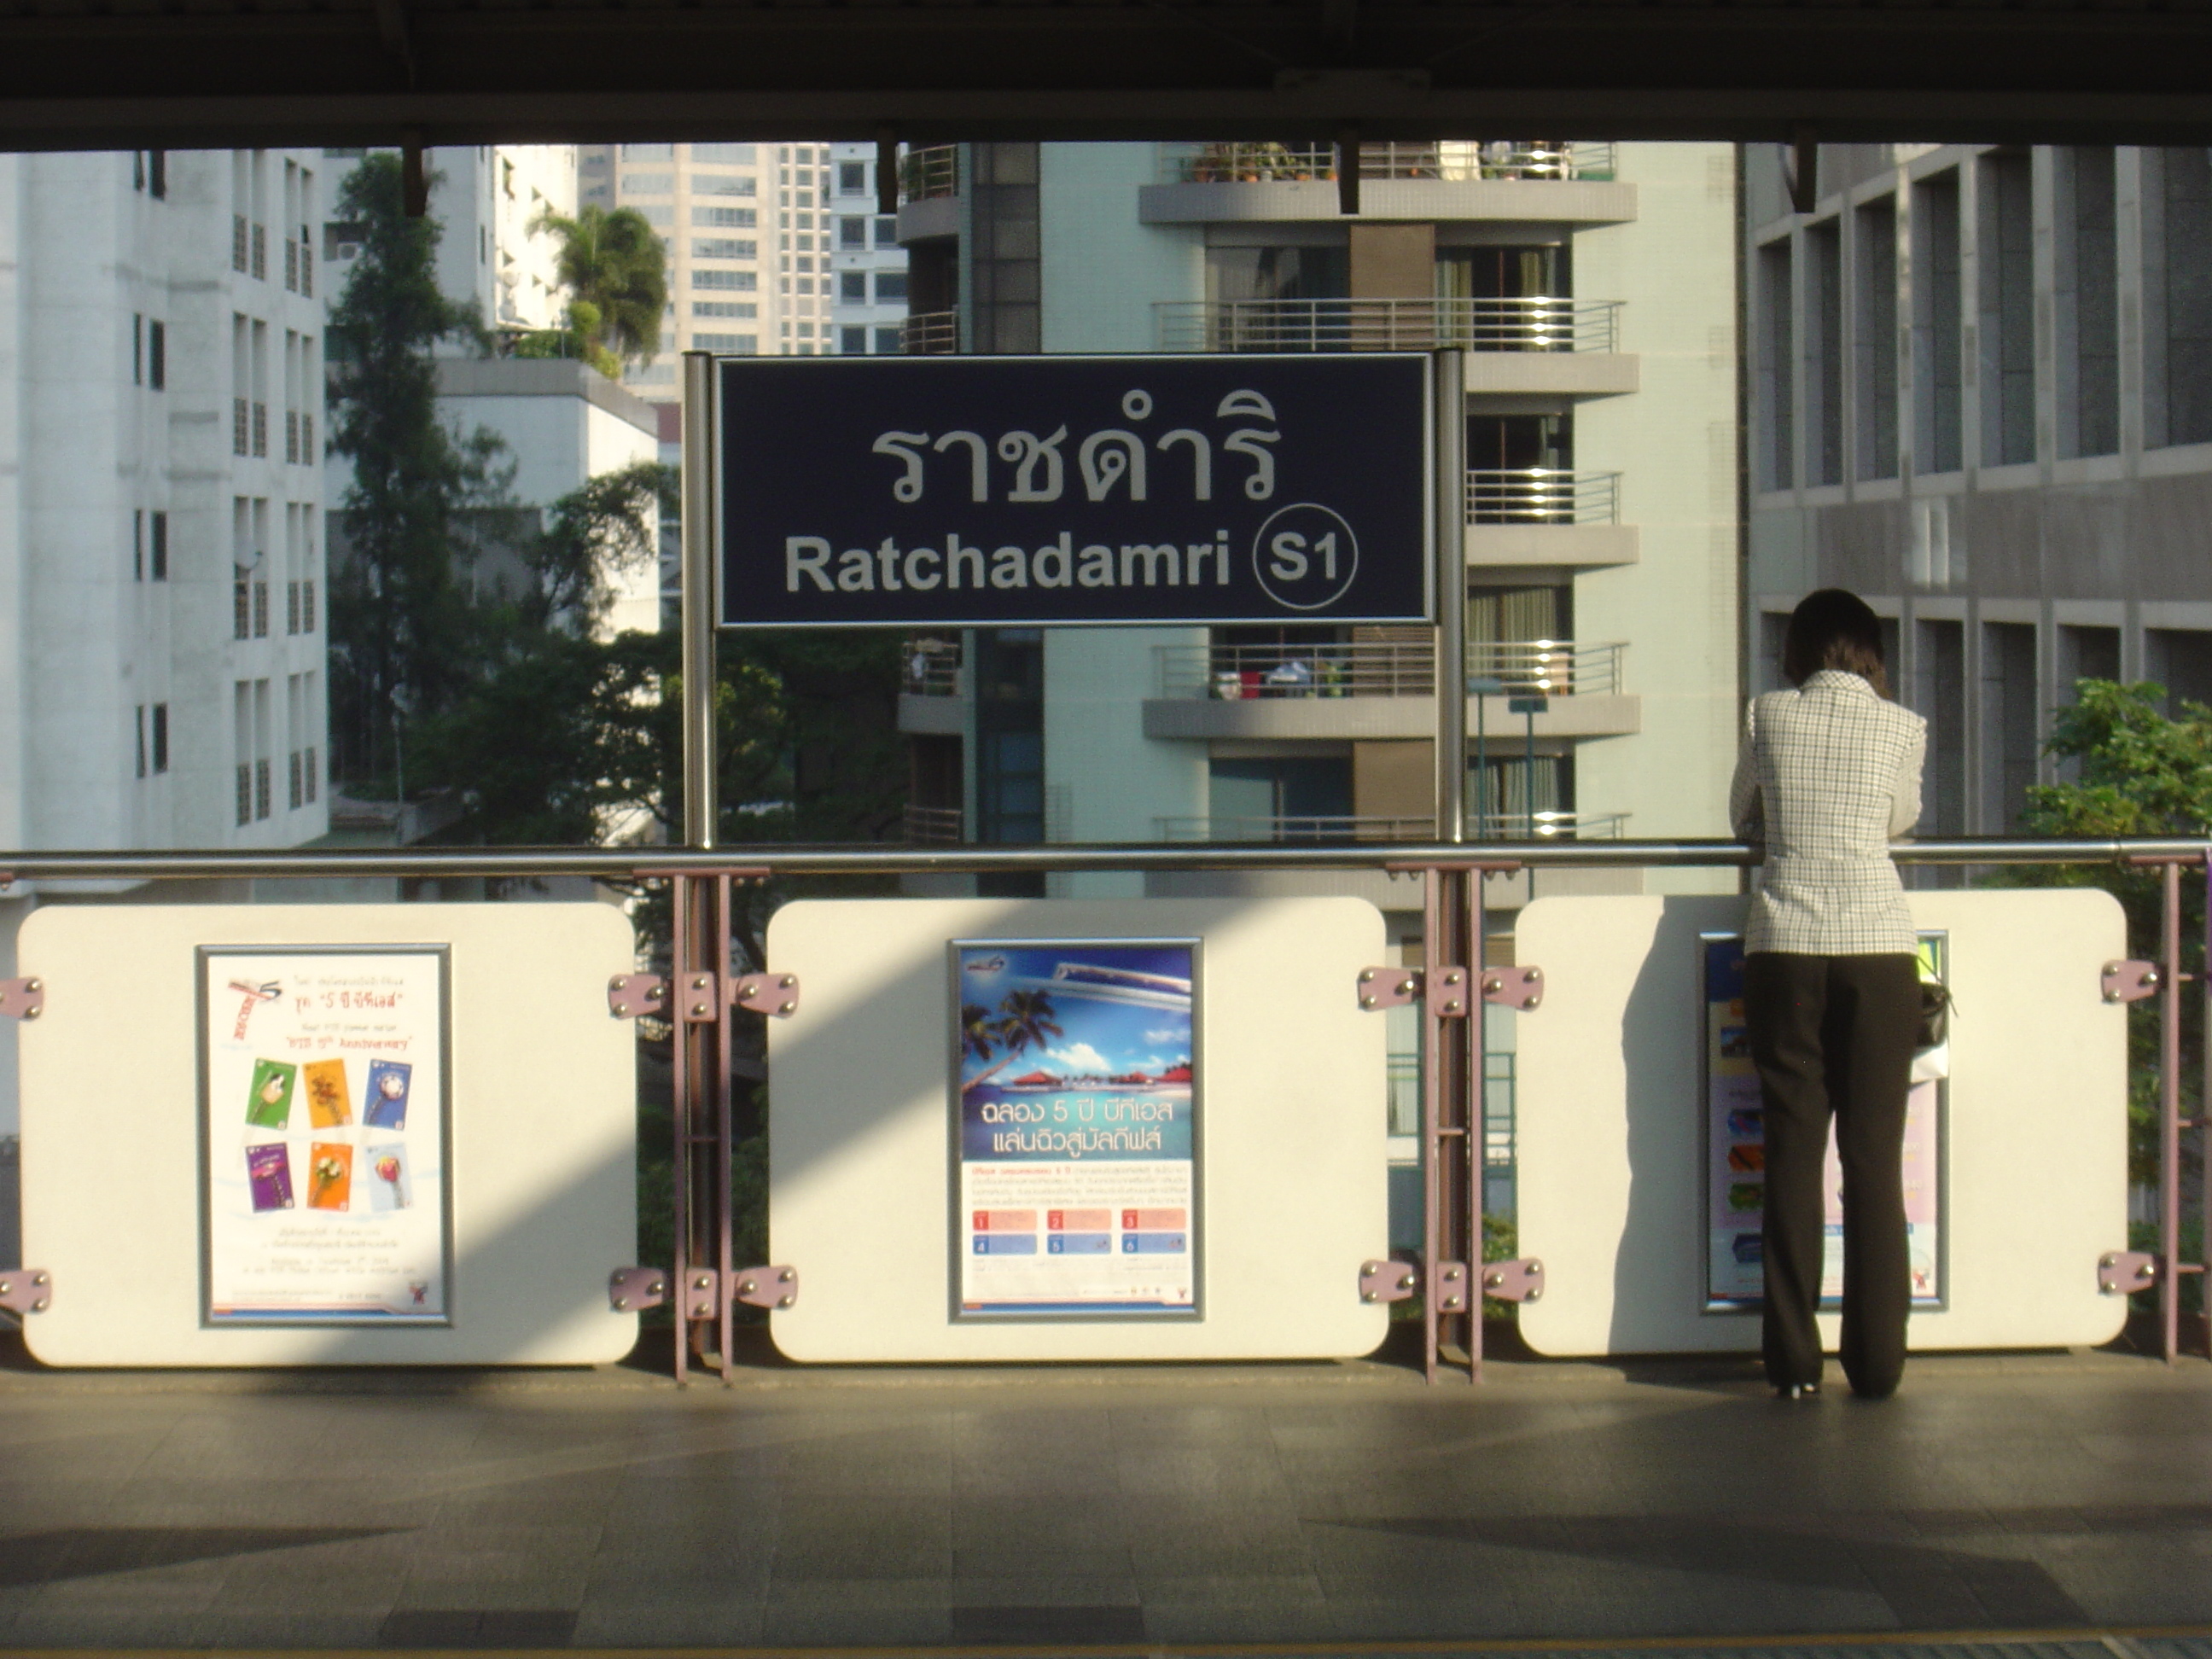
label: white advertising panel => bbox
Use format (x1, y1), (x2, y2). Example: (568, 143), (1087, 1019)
(1514, 890), (2129, 1357)
(767, 898), (1388, 1363)
(19, 904), (639, 1367)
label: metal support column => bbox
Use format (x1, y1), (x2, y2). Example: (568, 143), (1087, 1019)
(1424, 348), (1481, 1381)
(672, 352), (731, 1385)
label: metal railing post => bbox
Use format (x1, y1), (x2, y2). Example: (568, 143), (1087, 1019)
(2162, 856), (2183, 1365)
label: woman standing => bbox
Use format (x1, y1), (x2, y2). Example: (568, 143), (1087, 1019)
(1729, 589), (1927, 1400)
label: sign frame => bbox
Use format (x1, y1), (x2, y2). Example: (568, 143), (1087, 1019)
(712, 351), (1436, 632)
(945, 934), (1205, 1324)
(195, 941), (457, 1329)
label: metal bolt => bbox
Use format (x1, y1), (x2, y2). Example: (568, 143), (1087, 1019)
(613, 1296), (629, 1310)
(780, 975), (795, 988)
(1398, 978), (1416, 995)
(692, 975), (711, 990)
(645, 984), (663, 1000)
(777, 1295), (795, 1308)
(778, 1270), (794, 1283)
(1522, 995), (1540, 1010)
(1482, 975), (1503, 994)
(1359, 996), (1377, 1009)
(737, 1279), (755, 1296)
(1526, 1288), (1541, 1302)
(608, 975), (626, 989)
(26, 978), (39, 992)
(1397, 1273), (1413, 1290)
(1359, 969), (1375, 982)
(779, 1000), (796, 1016)
(650, 1279), (666, 1295)
(1526, 967), (1542, 982)
(0, 1280), (9, 1295)
(20, 1006), (37, 1020)
(1484, 1272), (1503, 1289)
(694, 1275), (713, 1289)
(690, 1003), (708, 1017)
(1362, 1291), (1376, 1302)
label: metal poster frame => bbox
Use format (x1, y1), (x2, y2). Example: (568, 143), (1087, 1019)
(945, 934), (1206, 1324)
(1698, 928), (1950, 1317)
(194, 941), (457, 1329)
(709, 351), (1437, 632)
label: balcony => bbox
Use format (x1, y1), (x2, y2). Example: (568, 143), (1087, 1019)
(1157, 810), (1626, 842)
(1139, 142), (1635, 228)
(895, 146), (963, 242)
(1155, 298), (1637, 397)
(1160, 142), (1618, 185)
(898, 638), (966, 735)
(1143, 638), (1639, 742)
(901, 311), (960, 355)
(1465, 469), (1637, 568)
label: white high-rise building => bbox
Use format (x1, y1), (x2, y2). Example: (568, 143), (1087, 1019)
(825, 141), (910, 358)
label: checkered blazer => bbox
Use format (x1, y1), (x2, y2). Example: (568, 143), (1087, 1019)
(1728, 670), (1928, 956)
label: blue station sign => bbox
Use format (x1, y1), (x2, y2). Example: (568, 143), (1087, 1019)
(714, 353), (1433, 628)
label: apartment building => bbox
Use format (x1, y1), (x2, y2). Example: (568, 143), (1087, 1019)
(894, 142), (1742, 917)
(824, 141), (910, 357)
(1747, 143), (2212, 835)
(0, 148), (330, 858)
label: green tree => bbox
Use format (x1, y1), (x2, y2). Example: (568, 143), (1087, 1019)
(2000, 678), (2212, 1214)
(532, 206), (667, 375)
(325, 152), (516, 785)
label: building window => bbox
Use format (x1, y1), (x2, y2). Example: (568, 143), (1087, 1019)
(1853, 196), (1898, 481)
(151, 511), (168, 580)
(838, 161), (867, 195)
(301, 578), (317, 633)
(622, 142), (674, 160)
(838, 218), (866, 250)
(152, 703), (169, 773)
(1911, 171), (1964, 474)
(255, 756), (271, 821)
(693, 270), (757, 291)
(2058, 146), (2121, 458)
(620, 172), (675, 195)
(691, 143), (755, 164)
(289, 750), (303, 810)
(137, 706), (148, 778)
(694, 206), (757, 227)
(133, 509), (144, 581)
(234, 568), (252, 639)
(875, 325), (903, 354)
(840, 271), (867, 302)
(232, 213), (248, 273)
(148, 321), (165, 391)
(148, 151), (166, 198)
(132, 314), (143, 385)
(875, 271), (908, 302)
(692, 333), (758, 353)
(875, 217), (898, 247)
(692, 238), (757, 260)
(1805, 218), (1843, 486)
(253, 579), (270, 638)
(304, 745), (318, 803)
(1755, 238), (1794, 491)
(251, 221), (267, 281)
(693, 175), (756, 197)
(693, 300), (757, 318)
(1977, 148), (2035, 466)
(841, 326), (868, 354)
(236, 761), (252, 826)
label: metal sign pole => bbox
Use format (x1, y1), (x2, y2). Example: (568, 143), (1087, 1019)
(674, 351), (729, 1382)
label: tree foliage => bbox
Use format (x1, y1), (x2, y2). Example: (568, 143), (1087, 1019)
(529, 206), (667, 375)
(326, 152), (516, 783)
(2000, 678), (2212, 1201)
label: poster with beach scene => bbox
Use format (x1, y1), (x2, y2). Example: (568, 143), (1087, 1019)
(952, 939), (1201, 1319)
(200, 946), (451, 1325)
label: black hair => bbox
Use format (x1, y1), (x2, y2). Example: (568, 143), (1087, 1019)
(1782, 588), (1888, 696)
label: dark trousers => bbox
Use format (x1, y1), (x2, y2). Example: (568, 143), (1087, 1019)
(1742, 952), (1919, 1396)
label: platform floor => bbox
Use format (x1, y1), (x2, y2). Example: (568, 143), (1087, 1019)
(0, 1334), (2208, 1651)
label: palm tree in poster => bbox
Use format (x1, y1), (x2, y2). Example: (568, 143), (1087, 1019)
(961, 1003), (998, 1066)
(992, 989), (1063, 1061)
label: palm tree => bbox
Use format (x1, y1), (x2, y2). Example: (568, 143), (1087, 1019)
(533, 205), (667, 373)
(992, 989), (1063, 1059)
(961, 1003), (998, 1065)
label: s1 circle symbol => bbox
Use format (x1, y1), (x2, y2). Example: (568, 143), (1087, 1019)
(1252, 504), (1359, 613)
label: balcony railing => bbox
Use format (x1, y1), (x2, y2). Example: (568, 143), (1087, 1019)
(1467, 469), (1621, 525)
(902, 639), (961, 696)
(1155, 297), (1620, 354)
(1157, 814), (1435, 842)
(901, 804), (964, 843)
(1156, 809), (1626, 842)
(901, 311), (959, 355)
(898, 145), (959, 203)
(1155, 639), (1626, 701)
(1159, 141), (1617, 185)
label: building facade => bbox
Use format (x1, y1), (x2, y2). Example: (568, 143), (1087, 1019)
(825, 141), (910, 358)
(1747, 143), (2212, 835)
(894, 142), (1742, 917)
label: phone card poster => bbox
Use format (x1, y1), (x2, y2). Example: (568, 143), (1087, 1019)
(952, 940), (1200, 1319)
(1702, 934), (1944, 1312)
(200, 947), (451, 1324)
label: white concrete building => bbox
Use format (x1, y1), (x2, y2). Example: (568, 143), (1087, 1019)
(825, 142), (910, 357)
(1746, 143), (2212, 837)
(0, 148), (329, 856)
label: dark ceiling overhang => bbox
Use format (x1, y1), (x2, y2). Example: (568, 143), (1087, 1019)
(3, 0), (2210, 150)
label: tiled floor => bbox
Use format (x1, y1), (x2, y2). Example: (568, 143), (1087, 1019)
(0, 1338), (2208, 1649)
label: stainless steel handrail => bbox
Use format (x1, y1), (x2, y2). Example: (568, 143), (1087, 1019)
(1155, 297), (1621, 355)
(0, 837), (2202, 881)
